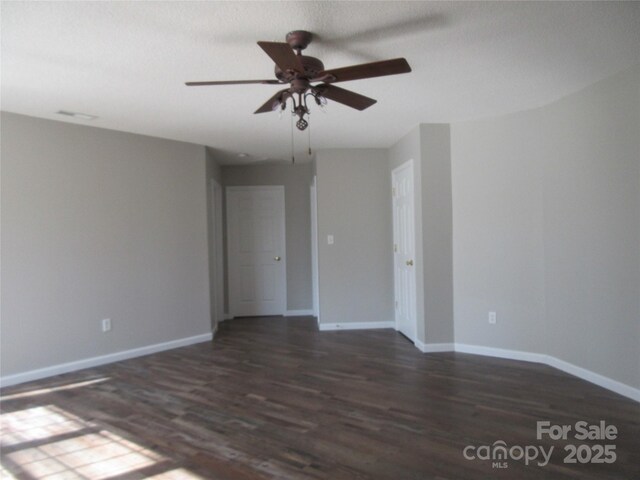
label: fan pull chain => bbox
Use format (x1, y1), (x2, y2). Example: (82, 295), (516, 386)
(291, 109), (295, 164)
(308, 116), (312, 156)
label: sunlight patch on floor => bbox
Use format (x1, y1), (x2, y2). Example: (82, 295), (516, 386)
(1, 405), (86, 447)
(0, 404), (169, 479)
(146, 468), (206, 479)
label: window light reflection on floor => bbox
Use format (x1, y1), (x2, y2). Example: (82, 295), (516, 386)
(0, 404), (202, 479)
(146, 468), (206, 479)
(1, 405), (87, 447)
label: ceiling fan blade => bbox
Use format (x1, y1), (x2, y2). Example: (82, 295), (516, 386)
(315, 84), (377, 111)
(254, 89), (290, 114)
(317, 58), (411, 83)
(257, 41), (304, 73)
(185, 79), (282, 86)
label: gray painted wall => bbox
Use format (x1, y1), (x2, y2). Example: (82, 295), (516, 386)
(1, 112), (211, 376)
(206, 147), (222, 184)
(420, 125), (454, 344)
(315, 149), (393, 326)
(221, 163), (313, 312)
(451, 65), (640, 389)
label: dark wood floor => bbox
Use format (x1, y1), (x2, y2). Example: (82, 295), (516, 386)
(1, 317), (638, 479)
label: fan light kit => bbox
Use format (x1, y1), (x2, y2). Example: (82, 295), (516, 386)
(186, 30), (412, 133)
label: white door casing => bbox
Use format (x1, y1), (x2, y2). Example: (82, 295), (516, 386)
(392, 160), (417, 342)
(310, 176), (320, 321)
(227, 186), (286, 317)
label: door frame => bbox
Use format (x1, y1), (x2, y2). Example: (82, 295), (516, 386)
(391, 159), (418, 342)
(310, 176), (320, 322)
(226, 185), (287, 317)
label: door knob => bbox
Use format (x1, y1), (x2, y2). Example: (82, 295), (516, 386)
(274, 256), (281, 261)
(406, 259), (414, 266)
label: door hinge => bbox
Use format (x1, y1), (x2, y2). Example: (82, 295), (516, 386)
(395, 300), (398, 309)
(394, 244), (398, 252)
(392, 187), (396, 197)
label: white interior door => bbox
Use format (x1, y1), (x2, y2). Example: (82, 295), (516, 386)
(227, 186), (286, 317)
(392, 160), (417, 342)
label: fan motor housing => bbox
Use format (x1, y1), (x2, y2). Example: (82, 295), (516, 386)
(275, 55), (325, 82)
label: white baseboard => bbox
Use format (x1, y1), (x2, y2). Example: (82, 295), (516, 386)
(454, 343), (548, 364)
(319, 321), (395, 331)
(446, 343), (639, 403)
(414, 340), (455, 353)
(223, 311), (314, 319)
(285, 309), (315, 317)
(0, 332), (214, 389)
(545, 355), (640, 403)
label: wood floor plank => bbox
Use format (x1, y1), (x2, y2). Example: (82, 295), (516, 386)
(1, 317), (638, 479)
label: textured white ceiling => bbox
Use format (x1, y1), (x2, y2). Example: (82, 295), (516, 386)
(2, 1), (639, 164)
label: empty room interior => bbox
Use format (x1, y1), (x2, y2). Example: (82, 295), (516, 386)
(1, 2), (639, 479)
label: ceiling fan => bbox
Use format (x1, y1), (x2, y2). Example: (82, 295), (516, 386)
(186, 30), (412, 131)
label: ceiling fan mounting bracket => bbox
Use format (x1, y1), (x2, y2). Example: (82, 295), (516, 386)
(285, 30), (313, 51)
